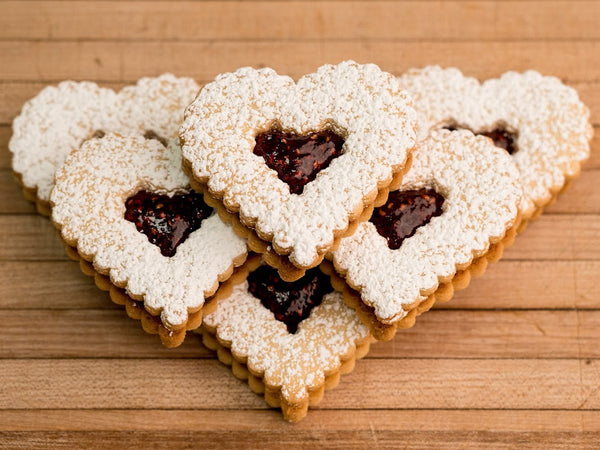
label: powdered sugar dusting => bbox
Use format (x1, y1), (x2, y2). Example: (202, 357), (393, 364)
(10, 74), (200, 203)
(51, 134), (248, 329)
(180, 61), (417, 267)
(398, 66), (593, 217)
(332, 130), (522, 324)
(203, 280), (370, 404)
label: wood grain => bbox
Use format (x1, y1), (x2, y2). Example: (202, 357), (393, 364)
(1, 411), (599, 449)
(2, 409), (600, 433)
(0, 261), (111, 309)
(2, 309), (599, 359)
(3, 1), (600, 42)
(444, 260), (600, 310)
(2, 359), (599, 410)
(2, 41), (600, 83)
(5, 430), (594, 450)
(0, 309), (211, 359)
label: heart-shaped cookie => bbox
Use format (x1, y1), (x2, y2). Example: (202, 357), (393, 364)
(200, 255), (372, 422)
(330, 130), (522, 340)
(398, 66), (593, 223)
(51, 134), (248, 347)
(180, 61), (417, 281)
(10, 74), (199, 215)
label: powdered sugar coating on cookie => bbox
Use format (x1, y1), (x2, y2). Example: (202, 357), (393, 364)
(203, 281), (370, 404)
(10, 74), (199, 203)
(51, 134), (248, 329)
(180, 61), (417, 268)
(332, 130), (522, 324)
(398, 66), (593, 218)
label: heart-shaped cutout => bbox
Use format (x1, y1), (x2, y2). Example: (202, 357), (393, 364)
(253, 129), (345, 195)
(247, 265), (332, 333)
(331, 130), (522, 336)
(445, 126), (517, 155)
(399, 66), (592, 220)
(124, 190), (212, 257)
(180, 61), (416, 277)
(51, 134), (248, 343)
(10, 74), (199, 215)
(371, 189), (445, 250)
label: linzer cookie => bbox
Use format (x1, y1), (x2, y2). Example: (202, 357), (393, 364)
(199, 255), (372, 422)
(180, 61), (417, 281)
(50, 134), (248, 347)
(10, 73), (199, 215)
(329, 130), (523, 340)
(398, 66), (593, 224)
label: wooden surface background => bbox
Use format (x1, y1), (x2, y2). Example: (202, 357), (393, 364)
(1, 1), (599, 448)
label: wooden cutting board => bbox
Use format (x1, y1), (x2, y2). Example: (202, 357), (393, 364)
(1, 1), (599, 447)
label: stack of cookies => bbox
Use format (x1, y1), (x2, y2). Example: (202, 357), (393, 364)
(9, 61), (592, 422)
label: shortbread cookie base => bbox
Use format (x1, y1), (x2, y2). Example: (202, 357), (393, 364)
(184, 152), (412, 282)
(323, 215), (520, 341)
(13, 171), (52, 217)
(199, 328), (372, 422)
(516, 166), (580, 233)
(61, 238), (247, 348)
(198, 320), (372, 423)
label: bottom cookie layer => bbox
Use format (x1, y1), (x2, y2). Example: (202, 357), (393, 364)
(197, 254), (373, 422)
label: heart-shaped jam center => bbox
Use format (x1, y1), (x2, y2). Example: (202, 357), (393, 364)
(124, 190), (212, 257)
(247, 265), (333, 333)
(253, 129), (345, 195)
(371, 189), (445, 250)
(445, 126), (518, 155)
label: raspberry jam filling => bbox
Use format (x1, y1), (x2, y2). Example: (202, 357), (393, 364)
(253, 129), (345, 195)
(371, 189), (445, 250)
(247, 265), (333, 333)
(445, 126), (518, 155)
(124, 191), (212, 257)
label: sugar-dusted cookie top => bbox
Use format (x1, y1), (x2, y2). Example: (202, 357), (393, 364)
(398, 66), (593, 218)
(180, 61), (417, 269)
(331, 130), (522, 325)
(51, 134), (248, 330)
(10, 74), (199, 207)
(202, 270), (370, 409)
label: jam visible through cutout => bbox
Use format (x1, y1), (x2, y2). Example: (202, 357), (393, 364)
(144, 130), (168, 147)
(253, 129), (345, 194)
(247, 265), (333, 333)
(445, 126), (518, 155)
(371, 189), (445, 250)
(90, 129), (106, 139)
(124, 191), (212, 257)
